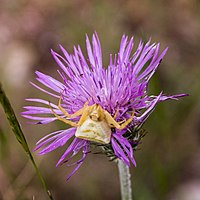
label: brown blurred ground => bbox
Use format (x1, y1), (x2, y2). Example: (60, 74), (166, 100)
(0, 0), (199, 200)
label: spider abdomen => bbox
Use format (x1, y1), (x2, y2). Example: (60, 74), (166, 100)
(75, 117), (111, 144)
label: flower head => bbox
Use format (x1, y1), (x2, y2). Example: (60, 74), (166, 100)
(22, 32), (187, 180)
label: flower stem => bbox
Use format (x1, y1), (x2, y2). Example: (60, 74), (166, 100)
(118, 159), (133, 200)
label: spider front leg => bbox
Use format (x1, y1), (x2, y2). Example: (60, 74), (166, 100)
(58, 89), (91, 117)
(58, 95), (89, 118)
(49, 101), (78, 127)
(104, 109), (135, 130)
(113, 107), (126, 124)
(113, 108), (119, 119)
(117, 110), (135, 129)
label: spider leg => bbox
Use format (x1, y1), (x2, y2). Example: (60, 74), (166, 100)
(57, 95), (71, 117)
(117, 110), (135, 130)
(49, 101), (78, 127)
(104, 109), (135, 130)
(118, 119), (126, 124)
(58, 96), (90, 118)
(113, 108), (119, 119)
(69, 100), (91, 118)
(113, 107), (126, 124)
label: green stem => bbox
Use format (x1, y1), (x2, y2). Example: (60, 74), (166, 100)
(118, 159), (133, 200)
(0, 83), (54, 200)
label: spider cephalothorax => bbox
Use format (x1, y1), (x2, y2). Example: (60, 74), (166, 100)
(50, 96), (135, 144)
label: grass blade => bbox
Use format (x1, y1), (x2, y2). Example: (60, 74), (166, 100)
(0, 83), (54, 200)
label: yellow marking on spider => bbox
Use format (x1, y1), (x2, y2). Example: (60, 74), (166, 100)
(49, 96), (135, 144)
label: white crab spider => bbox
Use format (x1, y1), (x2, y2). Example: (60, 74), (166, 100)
(49, 96), (135, 144)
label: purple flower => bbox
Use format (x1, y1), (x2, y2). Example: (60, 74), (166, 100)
(22, 32), (187, 180)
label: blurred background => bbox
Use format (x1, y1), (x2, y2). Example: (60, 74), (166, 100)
(0, 0), (199, 199)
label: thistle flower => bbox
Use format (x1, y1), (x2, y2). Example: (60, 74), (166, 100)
(22, 32), (187, 180)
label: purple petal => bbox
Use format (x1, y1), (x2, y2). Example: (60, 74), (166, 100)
(51, 49), (71, 77)
(34, 128), (76, 151)
(56, 138), (80, 167)
(38, 128), (76, 155)
(158, 93), (189, 101)
(25, 98), (58, 108)
(136, 92), (163, 123)
(114, 134), (136, 166)
(111, 137), (130, 166)
(35, 71), (65, 93)
(66, 144), (89, 181)
(30, 82), (60, 98)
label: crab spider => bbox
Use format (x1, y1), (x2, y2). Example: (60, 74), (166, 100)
(49, 96), (135, 144)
